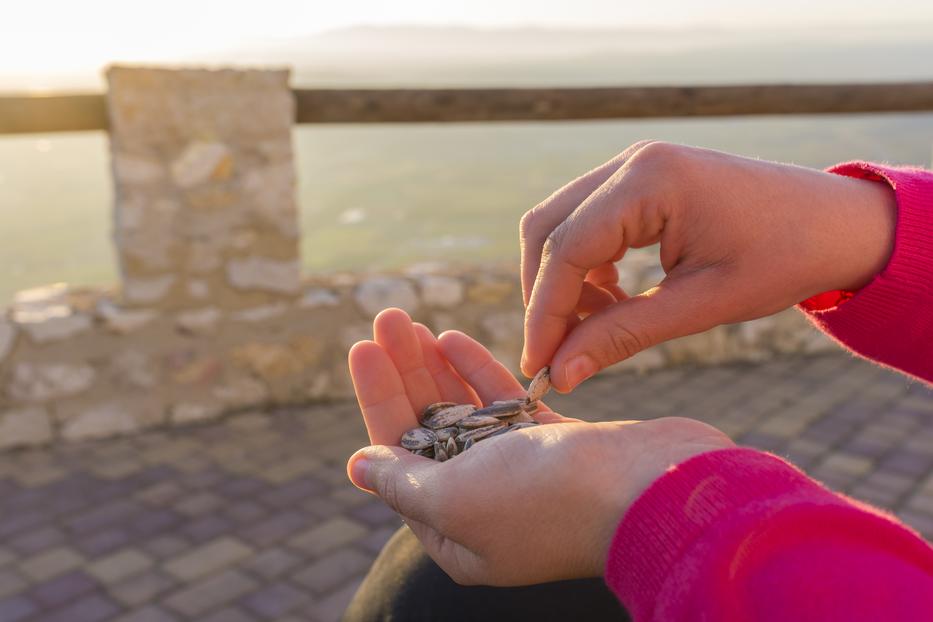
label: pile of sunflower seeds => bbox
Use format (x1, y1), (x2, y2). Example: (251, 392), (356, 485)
(400, 366), (551, 461)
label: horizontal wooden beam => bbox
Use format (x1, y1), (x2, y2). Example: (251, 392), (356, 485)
(294, 82), (933, 123)
(0, 94), (108, 134)
(3, 82), (933, 134)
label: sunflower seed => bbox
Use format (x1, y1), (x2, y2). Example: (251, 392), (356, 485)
(434, 427), (459, 442)
(423, 404), (476, 429)
(401, 427), (437, 450)
(446, 436), (457, 457)
(456, 422), (507, 444)
(457, 414), (502, 429)
(421, 401), (457, 422)
(474, 400), (524, 418)
(526, 366), (551, 403)
(434, 441), (449, 462)
(463, 437), (475, 451)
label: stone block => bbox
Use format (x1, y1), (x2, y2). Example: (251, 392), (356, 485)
(418, 275), (464, 308)
(175, 307), (222, 335)
(122, 275), (176, 305)
(0, 320), (15, 362)
(60, 401), (147, 441)
(96, 300), (157, 334)
(230, 303), (287, 322)
(11, 286), (92, 344)
(354, 277), (419, 317)
(466, 275), (514, 304)
(7, 363), (96, 402)
(299, 287), (340, 308)
(0, 407), (52, 449)
(226, 257), (301, 294)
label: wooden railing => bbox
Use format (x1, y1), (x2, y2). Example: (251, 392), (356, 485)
(2, 82), (933, 134)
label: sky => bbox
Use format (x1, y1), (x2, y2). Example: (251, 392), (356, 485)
(2, 0), (932, 90)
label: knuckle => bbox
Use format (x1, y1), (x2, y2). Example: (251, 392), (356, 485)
(606, 324), (645, 361)
(628, 140), (687, 171)
(377, 474), (404, 515)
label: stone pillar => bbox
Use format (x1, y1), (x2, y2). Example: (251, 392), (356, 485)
(106, 66), (300, 310)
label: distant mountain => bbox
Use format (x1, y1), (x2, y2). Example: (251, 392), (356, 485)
(186, 24), (933, 88)
(3, 24), (932, 91)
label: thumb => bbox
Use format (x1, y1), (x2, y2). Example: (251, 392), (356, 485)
(347, 445), (438, 524)
(549, 271), (723, 392)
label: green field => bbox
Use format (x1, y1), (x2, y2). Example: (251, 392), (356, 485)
(1, 114), (932, 304)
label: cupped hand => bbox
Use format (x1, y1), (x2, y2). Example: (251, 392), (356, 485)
(520, 141), (897, 391)
(346, 308), (733, 585)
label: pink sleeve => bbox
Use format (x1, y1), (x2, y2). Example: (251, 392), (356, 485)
(799, 163), (933, 384)
(604, 448), (933, 621)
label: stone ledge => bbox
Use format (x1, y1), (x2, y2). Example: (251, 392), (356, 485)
(0, 263), (831, 450)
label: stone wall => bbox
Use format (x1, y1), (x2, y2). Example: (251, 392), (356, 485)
(0, 263), (834, 450)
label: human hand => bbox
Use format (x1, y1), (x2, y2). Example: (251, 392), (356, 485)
(346, 308), (733, 585)
(520, 141), (897, 391)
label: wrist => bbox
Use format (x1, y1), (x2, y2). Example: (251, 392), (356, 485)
(814, 171), (897, 294)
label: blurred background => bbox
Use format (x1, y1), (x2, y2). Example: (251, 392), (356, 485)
(3, 0), (933, 303)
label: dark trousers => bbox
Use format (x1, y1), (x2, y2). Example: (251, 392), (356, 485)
(343, 526), (631, 622)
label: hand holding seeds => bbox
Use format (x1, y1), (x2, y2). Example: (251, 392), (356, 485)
(346, 308), (733, 585)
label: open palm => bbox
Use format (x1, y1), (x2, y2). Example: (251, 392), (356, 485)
(348, 307), (576, 449)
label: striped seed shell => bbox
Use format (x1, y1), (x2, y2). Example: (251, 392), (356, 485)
(401, 427), (438, 450)
(434, 427), (459, 442)
(423, 404), (476, 429)
(456, 422), (506, 444)
(446, 436), (457, 457)
(421, 401), (457, 423)
(502, 410), (535, 425)
(475, 400), (525, 418)
(526, 366), (551, 403)
(457, 414), (502, 429)
(463, 437), (475, 451)
(414, 447), (434, 458)
(434, 441), (449, 462)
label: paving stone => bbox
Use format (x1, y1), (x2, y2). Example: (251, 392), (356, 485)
(819, 453), (875, 478)
(244, 548), (302, 579)
(0, 594), (37, 621)
(69, 499), (143, 534)
(240, 511), (307, 546)
(8, 526), (66, 555)
(87, 549), (154, 584)
(74, 529), (132, 557)
(349, 500), (398, 527)
(108, 570), (177, 607)
(305, 574), (365, 622)
(183, 515), (234, 544)
(114, 604), (181, 622)
(19, 546), (84, 581)
(30, 569), (97, 607)
(136, 482), (185, 506)
(295, 548), (373, 594)
(162, 569), (258, 617)
(41, 593), (121, 622)
(227, 501), (268, 524)
(241, 582), (310, 619)
(201, 606), (259, 622)
(163, 536), (253, 581)
(260, 478), (327, 508)
(289, 518), (369, 557)
(0, 547), (16, 568)
(358, 525), (400, 555)
(0, 567), (26, 599)
(141, 536), (190, 561)
(174, 492), (224, 516)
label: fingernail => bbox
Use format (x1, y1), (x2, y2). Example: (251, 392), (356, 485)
(565, 354), (597, 389)
(349, 456), (372, 491)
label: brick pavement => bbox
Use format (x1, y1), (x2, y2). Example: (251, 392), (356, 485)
(0, 352), (931, 621)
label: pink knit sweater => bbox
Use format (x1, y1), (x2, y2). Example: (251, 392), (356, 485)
(604, 163), (933, 621)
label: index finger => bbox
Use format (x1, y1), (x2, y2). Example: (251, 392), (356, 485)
(519, 140), (654, 307)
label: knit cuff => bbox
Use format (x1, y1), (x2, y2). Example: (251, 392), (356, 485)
(603, 448), (836, 621)
(799, 162), (933, 381)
